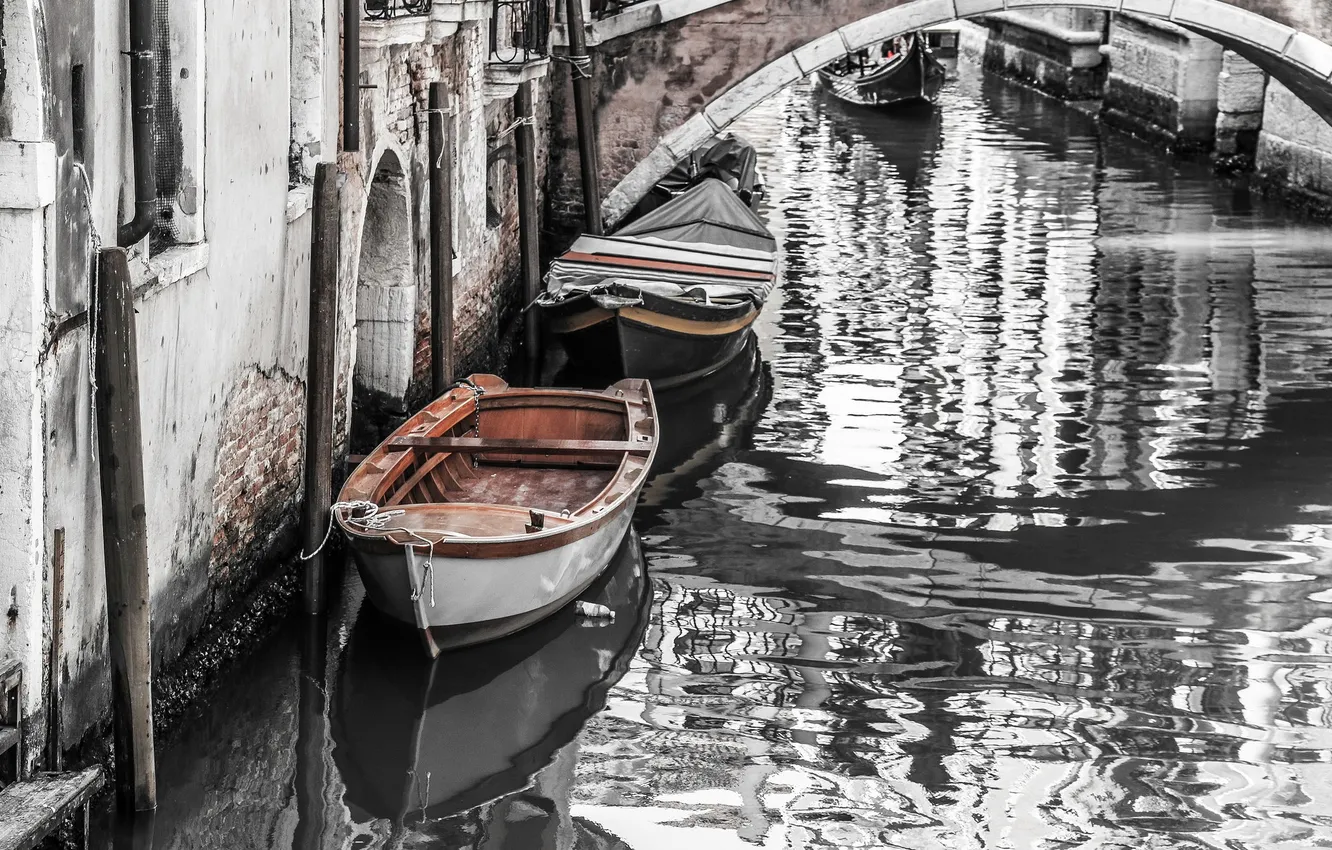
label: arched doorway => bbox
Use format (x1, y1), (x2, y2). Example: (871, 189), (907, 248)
(351, 149), (417, 451)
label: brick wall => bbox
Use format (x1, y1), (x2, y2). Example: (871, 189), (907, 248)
(340, 23), (554, 452)
(209, 366), (305, 607)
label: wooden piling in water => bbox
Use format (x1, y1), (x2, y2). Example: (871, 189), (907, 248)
(293, 614), (328, 850)
(564, 0), (603, 235)
(93, 248), (157, 813)
(428, 82), (455, 396)
(516, 80), (543, 383)
(301, 163), (340, 616)
(45, 528), (64, 772)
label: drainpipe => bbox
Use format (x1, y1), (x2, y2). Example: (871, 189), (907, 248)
(119, 0), (157, 247)
(343, 0), (360, 151)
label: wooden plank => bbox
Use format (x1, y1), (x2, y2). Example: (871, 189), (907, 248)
(0, 727), (18, 758)
(516, 80), (541, 385)
(300, 162), (341, 615)
(559, 251), (774, 281)
(0, 767), (103, 850)
(93, 248), (157, 812)
(565, 0), (603, 234)
(46, 528), (64, 770)
(428, 82), (455, 395)
(385, 437), (649, 455)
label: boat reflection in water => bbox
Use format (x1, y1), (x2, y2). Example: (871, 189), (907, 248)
(644, 333), (768, 496)
(331, 530), (650, 847)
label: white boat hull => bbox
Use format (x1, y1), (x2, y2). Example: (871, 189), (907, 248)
(349, 503), (638, 649)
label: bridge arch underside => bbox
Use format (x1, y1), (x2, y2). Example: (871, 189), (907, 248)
(590, 0), (1332, 227)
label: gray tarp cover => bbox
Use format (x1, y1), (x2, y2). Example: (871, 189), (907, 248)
(616, 179), (776, 253)
(543, 179), (778, 305)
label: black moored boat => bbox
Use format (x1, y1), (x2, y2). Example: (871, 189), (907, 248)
(817, 33), (946, 110)
(539, 163), (778, 389)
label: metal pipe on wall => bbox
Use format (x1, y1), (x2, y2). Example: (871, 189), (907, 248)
(563, 0), (603, 235)
(119, 0), (157, 247)
(343, 0), (361, 151)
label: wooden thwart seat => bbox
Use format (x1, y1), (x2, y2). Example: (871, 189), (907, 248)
(386, 436), (651, 456)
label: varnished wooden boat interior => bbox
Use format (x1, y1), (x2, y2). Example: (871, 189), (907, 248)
(339, 375), (655, 543)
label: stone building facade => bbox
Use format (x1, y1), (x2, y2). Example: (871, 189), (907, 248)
(960, 12), (1332, 208)
(0, 0), (553, 764)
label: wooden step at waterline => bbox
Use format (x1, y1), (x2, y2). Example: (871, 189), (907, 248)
(0, 727), (18, 762)
(0, 767), (103, 850)
(0, 659), (20, 786)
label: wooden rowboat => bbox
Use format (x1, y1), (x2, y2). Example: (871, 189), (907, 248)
(335, 374), (657, 657)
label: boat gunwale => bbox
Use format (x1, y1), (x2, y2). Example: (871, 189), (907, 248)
(336, 378), (657, 559)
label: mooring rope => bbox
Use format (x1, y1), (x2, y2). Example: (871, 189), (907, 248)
(552, 53), (593, 80)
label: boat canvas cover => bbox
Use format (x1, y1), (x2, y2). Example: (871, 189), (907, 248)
(654, 135), (762, 200)
(617, 178), (775, 252)
(545, 179), (778, 304)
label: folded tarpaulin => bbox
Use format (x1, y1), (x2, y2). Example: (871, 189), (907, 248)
(616, 178), (776, 253)
(544, 233), (777, 302)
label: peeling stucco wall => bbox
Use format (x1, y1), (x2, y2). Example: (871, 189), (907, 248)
(12, 0), (552, 759)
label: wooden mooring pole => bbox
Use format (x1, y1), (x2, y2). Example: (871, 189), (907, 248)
(516, 80), (543, 384)
(93, 248), (157, 813)
(564, 0), (603, 235)
(293, 614), (328, 850)
(45, 528), (65, 771)
(301, 163), (340, 616)
(428, 82), (455, 396)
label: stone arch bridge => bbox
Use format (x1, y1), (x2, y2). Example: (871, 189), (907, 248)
(546, 0), (1332, 228)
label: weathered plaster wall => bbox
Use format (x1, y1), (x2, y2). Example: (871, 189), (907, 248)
(39, 0), (316, 749)
(22, 0), (550, 755)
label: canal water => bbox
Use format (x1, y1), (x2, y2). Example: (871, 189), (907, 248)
(103, 66), (1332, 849)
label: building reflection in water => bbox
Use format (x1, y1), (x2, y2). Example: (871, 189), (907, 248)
(566, 70), (1332, 848)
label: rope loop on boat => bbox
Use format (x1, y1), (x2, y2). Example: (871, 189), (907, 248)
(409, 548), (435, 608)
(300, 499), (384, 560)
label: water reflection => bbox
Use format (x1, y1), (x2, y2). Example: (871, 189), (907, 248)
(568, 71), (1332, 848)
(331, 531), (649, 846)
